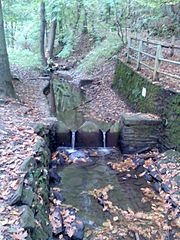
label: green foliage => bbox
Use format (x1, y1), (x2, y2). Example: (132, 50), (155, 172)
(136, 0), (180, 7)
(1, 0), (179, 69)
(8, 48), (41, 69)
(57, 33), (78, 58)
(77, 33), (122, 73)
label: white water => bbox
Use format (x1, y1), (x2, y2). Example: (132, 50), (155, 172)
(103, 131), (106, 148)
(71, 131), (76, 149)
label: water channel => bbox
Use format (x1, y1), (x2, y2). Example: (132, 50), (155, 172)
(52, 78), (150, 239)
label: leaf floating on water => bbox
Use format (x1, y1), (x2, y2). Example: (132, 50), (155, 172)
(66, 227), (75, 238)
(113, 216), (119, 222)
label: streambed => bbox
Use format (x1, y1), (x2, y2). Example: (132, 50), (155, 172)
(50, 78), (150, 239)
(50, 148), (150, 239)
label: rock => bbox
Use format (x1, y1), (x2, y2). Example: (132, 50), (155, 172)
(49, 154), (65, 168)
(161, 183), (170, 193)
(64, 217), (84, 240)
(53, 191), (65, 202)
(55, 70), (73, 81)
(34, 123), (45, 136)
(51, 208), (64, 236)
(138, 159), (145, 166)
(160, 168), (167, 175)
(147, 165), (154, 172)
(144, 173), (153, 182)
(49, 168), (61, 184)
(149, 171), (162, 182)
(9, 178), (24, 205)
(135, 165), (144, 175)
(79, 79), (94, 86)
(20, 205), (35, 230)
(71, 218), (85, 240)
(153, 182), (160, 193)
(69, 150), (93, 165)
(33, 138), (47, 154)
(169, 198), (178, 208)
(21, 188), (34, 206)
(20, 156), (35, 172)
(77, 121), (101, 147)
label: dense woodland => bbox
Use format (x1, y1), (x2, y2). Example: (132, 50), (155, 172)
(0, 0), (180, 98)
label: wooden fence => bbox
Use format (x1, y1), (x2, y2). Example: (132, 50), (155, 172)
(127, 37), (180, 81)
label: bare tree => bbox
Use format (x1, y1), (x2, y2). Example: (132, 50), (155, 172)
(0, 0), (16, 98)
(40, 1), (47, 66)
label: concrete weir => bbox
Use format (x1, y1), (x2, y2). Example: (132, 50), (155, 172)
(55, 120), (122, 148)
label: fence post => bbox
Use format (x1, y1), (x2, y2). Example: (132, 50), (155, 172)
(127, 37), (131, 63)
(153, 44), (162, 81)
(136, 40), (143, 70)
(170, 35), (175, 57)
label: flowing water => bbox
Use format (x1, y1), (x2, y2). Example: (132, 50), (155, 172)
(52, 77), (152, 239)
(58, 148), (150, 229)
(102, 131), (106, 148)
(71, 131), (76, 149)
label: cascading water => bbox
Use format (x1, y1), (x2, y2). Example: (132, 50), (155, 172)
(103, 131), (106, 148)
(71, 131), (76, 149)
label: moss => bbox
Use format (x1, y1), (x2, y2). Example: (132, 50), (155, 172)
(113, 60), (180, 151)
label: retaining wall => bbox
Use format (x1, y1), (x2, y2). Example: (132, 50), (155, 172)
(113, 60), (180, 151)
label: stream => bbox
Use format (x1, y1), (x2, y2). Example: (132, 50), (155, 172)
(51, 77), (150, 239)
(58, 148), (150, 228)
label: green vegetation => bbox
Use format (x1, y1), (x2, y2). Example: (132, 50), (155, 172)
(113, 60), (180, 151)
(8, 48), (41, 68)
(77, 33), (122, 73)
(1, 0), (179, 96)
(2, 0), (180, 69)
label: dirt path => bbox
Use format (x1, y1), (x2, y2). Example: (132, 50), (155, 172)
(77, 60), (133, 123)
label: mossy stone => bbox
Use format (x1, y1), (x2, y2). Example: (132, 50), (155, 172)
(78, 121), (99, 133)
(9, 178), (24, 206)
(20, 205), (35, 230)
(113, 60), (180, 151)
(34, 123), (45, 136)
(21, 188), (34, 206)
(109, 121), (121, 133)
(20, 156), (35, 172)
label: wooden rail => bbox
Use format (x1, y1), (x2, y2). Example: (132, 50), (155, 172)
(127, 37), (180, 81)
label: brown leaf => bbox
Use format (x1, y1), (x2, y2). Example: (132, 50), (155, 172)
(12, 231), (28, 240)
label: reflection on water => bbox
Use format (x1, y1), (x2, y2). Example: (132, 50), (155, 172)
(58, 149), (150, 228)
(54, 79), (113, 132)
(54, 79), (84, 130)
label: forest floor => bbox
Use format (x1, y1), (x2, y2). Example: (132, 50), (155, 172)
(0, 34), (179, 239)
(0, 66), (51, 239)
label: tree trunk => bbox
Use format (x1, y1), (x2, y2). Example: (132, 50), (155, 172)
(10, 21), (14, 48)
(47, 19), (57, 59)
(0, 0), (16, 98)
(74, 0), (82, 33)
(82, 8), (88, 34)
(40, 1), (47, 67)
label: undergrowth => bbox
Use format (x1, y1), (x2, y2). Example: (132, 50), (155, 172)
(8, 48), (41, 69)
(77, 33), (123, 73)
(57, 33), (79, 58)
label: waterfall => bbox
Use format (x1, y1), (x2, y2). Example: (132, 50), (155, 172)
(71, 131), (76, 149)
(103, 131), (106, 148)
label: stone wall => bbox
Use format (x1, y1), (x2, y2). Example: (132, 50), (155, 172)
(113, 60), (180, 151)
(9, 122), (55, 240)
